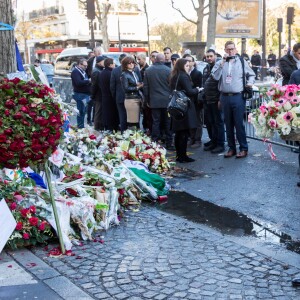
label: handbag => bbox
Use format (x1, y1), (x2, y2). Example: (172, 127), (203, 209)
(167, 75), (190, 120)
(239, 56), (253, 100)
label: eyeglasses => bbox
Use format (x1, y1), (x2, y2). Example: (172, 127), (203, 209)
(186, 60), (193, 62)
(226, 48), (235, 51)
(127, 62), (134, 65)
(151, 55), (156, 58)
(206, 55), (214, 58)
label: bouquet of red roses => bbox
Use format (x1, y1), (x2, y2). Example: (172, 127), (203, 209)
(0, 78), (63, 169)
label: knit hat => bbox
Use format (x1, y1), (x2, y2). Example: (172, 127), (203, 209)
(96, 56), (105, 63)
(171, 54), (180, 60)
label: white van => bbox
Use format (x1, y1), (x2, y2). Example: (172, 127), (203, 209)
(53, 47), (123, 102)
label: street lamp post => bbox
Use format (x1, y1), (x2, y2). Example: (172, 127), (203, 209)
(117, 14), (122, 51)
(260, 0), (267, 81)
(143, 0), (150, 57)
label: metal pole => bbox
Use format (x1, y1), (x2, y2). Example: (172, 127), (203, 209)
(260, 0), (267, 81)
(278, 31), (282, 60)
(143, 0), (150, 57)
(241, 38), (246, 55)
(90, 20), (95, 49)
(288, 24), (292, 50)
(118, 15), (122, 51)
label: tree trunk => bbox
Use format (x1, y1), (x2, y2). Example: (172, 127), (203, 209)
(195, 0), (205, 41)
(0, 0), (16, 75)
(95, 1), (111, 52)
(101, 4), (109, 52)
(206, 0), (218, 49)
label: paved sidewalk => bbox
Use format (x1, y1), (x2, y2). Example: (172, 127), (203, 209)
(3, 205), (300, 299)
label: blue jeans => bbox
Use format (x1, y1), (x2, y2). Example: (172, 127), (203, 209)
(73, 92), (90, 128)
(220, 93), (248, 152)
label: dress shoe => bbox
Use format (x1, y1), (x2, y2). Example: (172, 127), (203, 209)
(211, 146), (225, 154)
(176, 156), (195, 163)
(190, 141), (201, 149)
(297, 182), (300, 187)
(204, 144), (217, 151)
(236, 150), (248, 158)
(292, 278), (300, 286)
(224, 149), (236, 158)
(204, 140), (212, 147)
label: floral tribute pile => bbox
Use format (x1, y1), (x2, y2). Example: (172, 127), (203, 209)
(2, 127), (171, 251)
(0, 78), (63, 168)
(0, 179), (53, 249)
(249, 84), (300, 138)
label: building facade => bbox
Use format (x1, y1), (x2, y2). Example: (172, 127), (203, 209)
(16, 0), (148, 62)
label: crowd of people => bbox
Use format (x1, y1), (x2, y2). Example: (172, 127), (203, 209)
(70, 42), (300, 184)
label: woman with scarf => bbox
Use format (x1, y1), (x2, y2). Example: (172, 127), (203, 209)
(120, 56), (143, 128)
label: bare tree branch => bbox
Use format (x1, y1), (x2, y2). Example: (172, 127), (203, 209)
(191, 0), (197, 11)
(170, 0), (197, 25)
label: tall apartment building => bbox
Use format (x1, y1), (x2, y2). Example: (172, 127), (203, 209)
(16, 0), (148, 62)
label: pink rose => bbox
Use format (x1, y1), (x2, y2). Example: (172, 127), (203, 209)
(23, 233), (30, 240)
(16, 222), (23, 230)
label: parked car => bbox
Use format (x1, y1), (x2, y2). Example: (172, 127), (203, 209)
(53, 47), (124, 102)
(40, 63), (54, 87)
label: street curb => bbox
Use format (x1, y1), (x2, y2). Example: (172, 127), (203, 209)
(8, 249), (93, 300)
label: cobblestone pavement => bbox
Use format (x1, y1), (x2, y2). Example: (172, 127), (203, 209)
(27, 205), (300, 300)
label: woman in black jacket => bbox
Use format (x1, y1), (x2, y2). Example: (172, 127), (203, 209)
(170, 58), (200, 163)
(120, 56), (143, 128)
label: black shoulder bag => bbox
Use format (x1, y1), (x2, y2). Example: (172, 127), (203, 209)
(167, 74), (191, 120)
(197, 71), (205, 108)
(239, 56), (253, 100)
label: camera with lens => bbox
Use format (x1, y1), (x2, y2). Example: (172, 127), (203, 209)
(225, 55), (236, 62)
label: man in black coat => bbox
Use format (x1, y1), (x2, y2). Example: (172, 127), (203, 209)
(137, 53), (151, 133)
(143, 53), (173, 149)
(91, 56), (105, 131)
(183, 54), (203, 148)
(267, 50), (276, 67)
(250, 50), (262, 80)
(71, 58), (91, 129)
(279, 43), (300, 86)
(202, 49), (225, 153)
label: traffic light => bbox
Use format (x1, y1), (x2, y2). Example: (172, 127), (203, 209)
(87, 0), (95, 20)
(287, 7), (294, 25)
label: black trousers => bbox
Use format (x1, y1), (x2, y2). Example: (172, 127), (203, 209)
(151, 108), (172, 145)
(174, 129), (189, 159)
(87, 98), (94, 124)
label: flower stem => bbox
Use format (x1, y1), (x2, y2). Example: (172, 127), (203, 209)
(45, 161), (65, 254)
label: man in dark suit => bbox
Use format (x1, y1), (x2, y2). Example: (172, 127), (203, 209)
(183, 54), (203, 147)
(143, 53), (173, 149)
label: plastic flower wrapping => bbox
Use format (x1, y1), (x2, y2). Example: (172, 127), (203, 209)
(249, 84), (300, 138)
(0, 78), (63, 168)
(1, 127), (171, 251)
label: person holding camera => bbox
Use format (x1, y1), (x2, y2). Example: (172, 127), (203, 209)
(212, 41), (255, 159)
